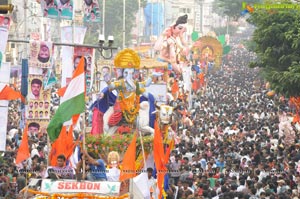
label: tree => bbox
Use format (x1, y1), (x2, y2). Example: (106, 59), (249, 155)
(84, 0), (147, 49)
(247, 9), (300, 97)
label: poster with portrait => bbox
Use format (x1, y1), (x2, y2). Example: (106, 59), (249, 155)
(27, 78), (51, 121)
(27, 119), (50, 139)
(57, 0), (74, 20)
(0, 16), (11, 68)
(29, 41), (53, 68)
(28, 75), (44, 100)
(83, 0), (101, 22)
(73, 47), (94, 93)
(41, 0), (59, 18)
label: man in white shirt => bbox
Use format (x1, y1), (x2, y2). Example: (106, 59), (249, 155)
(147, 167), (158, 199)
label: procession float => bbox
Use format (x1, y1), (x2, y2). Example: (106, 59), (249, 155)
(191, 33), (223, 72)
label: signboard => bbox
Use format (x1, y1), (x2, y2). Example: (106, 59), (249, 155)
(41, 179), (121, 195)
(146, 84), (167, 105)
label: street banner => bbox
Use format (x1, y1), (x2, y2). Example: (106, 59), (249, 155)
(0, 62), (11, 151)
(60, 26), (87, 87)
(29, 40), (53, 68)
(27, 75), (51, 138)
(83, 0), (101, 22)
(73, 47), (94, 93)
(58, 0), (74, 20)
(41, 0), (73, 20)
(41, 179), (121, 195)
(0, 107), (8, 151)
(61, 26), (87, 44)
(0, 16), (11, 68)
(41, 0), (59, 18)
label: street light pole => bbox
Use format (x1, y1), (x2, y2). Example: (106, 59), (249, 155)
(122, 0), (126, 49)
(24, 0), (28, 58)
(137, 0), (141, 48)
(102, 0), (105, 35)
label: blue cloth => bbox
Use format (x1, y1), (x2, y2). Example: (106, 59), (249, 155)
(164, 173), (170, 192)
(91, 86), (155, 129)
(90, 87), (117, 113)
(89, 159), (107, 180)
(192, 65), (200, 74)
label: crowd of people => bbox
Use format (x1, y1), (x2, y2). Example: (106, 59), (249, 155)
(1, 34), (300, 199)
(159, 40), (300, 199)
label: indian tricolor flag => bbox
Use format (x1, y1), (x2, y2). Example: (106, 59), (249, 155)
(47, 57), (86, 142)
(0, 83), (25, 102)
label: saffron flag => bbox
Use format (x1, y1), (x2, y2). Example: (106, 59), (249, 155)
(49, 125), (75, 166)
(171, 80), (179, 95)
(16, 126), (30, 164)
(47, 57), (85, 142)
(0, 83), (25, 102)
(154, 121), (167, 199)
(119, 133), (137, 181)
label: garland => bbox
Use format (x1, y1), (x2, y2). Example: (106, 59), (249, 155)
(118, 81), (140, 124)
(86, 134), (153, 159)
(22, 189), (129, 199)
(135, 152), (149, 171)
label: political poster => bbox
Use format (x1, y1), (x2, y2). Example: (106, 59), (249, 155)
(29, 41), (53, 68)
(0, 16), (11, 68)
(57, 0), (74, 20)
(41, 0), (59, 18)
(73, 47), (94, 93)
(83, 0), (101, 22)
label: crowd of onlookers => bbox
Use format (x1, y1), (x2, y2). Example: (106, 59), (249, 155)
(1, 35), (300, 199)
(160, 39), (300, 199)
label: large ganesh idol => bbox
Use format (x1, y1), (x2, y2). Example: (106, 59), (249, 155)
(154, 14), (189, 75)
(92, 49), (157, 135)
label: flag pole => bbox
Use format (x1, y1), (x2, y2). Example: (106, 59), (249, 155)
(82, 66), (87, 179)
(82, 111), (86, 179)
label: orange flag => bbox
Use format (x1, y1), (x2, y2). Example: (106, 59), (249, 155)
(164, 138), (174, 164)
(16, 126), (30, 164)
(49, 126), (70, 166)
(0, 84), (25, 103)
(171, 80), (179, 95)
(154, 121), (167, 199)
(49, 116), (78, 166)
(198, 73), (205, 87)
(65, 125), (76, 159)
(119, 133), (137, 181)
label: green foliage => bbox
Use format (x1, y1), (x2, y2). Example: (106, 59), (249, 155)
(247, 9), (300, 97)
(213, 0), (261, 19)
(243, 40), (257, 52)
(84, 0), (147, 49)
(86, 133), (153, 158)
(266, 63), (300, 97)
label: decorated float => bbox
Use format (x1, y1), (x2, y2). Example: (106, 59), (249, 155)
(87, 49), (170, 171)
(191, 33), (223, 71)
